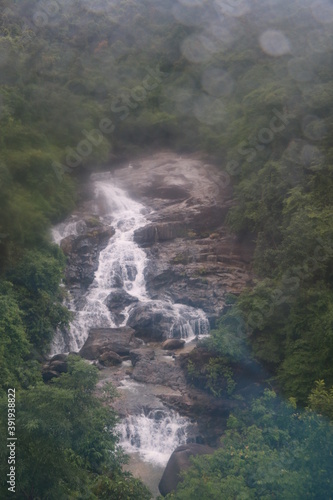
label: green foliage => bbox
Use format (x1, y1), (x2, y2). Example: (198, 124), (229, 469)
(210, 282), (333, 404)
(308, 380), (333, 421)
(8, 248), (71, 351)
(0, 282), (31, 389)
(92, 472), (152, 499)
(8, 248), (66, 294)
(186, 355), (236, 398)
(215, 3), (333, 404)
(276, 286), (333, 402)
(205, 302), (248, 362)
(206, 358), (236, 397)
(168, 391), (333, 499)
(0, 357), (150, 499)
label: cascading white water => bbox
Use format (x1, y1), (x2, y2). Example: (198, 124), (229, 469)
(114, 379), (192, 468)
(171, 303), (210, 339)
(65, 180), (150, 351)
(117, 409), (188, 467)
(51, 172), (209, 471)
(52, 175), (210, 352)
(52, 217), (86, 245)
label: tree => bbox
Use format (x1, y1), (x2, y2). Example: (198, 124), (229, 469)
(8, 248), (71, 351)
(167, 391), (333, 499)
(0, 357), (151, 499)
(308, 380), (333, 421)
(0, 282), (31, 390)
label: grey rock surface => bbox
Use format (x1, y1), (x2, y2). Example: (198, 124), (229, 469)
(159, 443), (215, 496)
(162, 339), (185, 350)
(79, 327), (142, 359)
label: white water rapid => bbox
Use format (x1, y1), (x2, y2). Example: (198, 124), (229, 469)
(114, 379), (191, 468)
(117, 409), (188, 466)
(52, 175), (210, 353)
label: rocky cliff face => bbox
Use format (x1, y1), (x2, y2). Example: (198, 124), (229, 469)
(111, 151), (253, 325)
(59, 218), (115, 303)
(57, 151), (253, 336)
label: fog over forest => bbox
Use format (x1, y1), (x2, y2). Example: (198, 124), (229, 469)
(1, 0), (333, 498)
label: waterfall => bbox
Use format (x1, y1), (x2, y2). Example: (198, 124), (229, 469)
(116, 409), (188, 467)
(51, 172), (209, 472)
(171, 303), (210, 339)
(52, 174), (210, 353)
(66, 181), (149, 351)
(51, 217), (86, 245)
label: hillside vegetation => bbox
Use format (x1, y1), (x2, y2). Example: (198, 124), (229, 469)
(1, 0), (333, 497)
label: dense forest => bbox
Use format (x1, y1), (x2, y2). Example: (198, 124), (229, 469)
(1, 0), (333, 498)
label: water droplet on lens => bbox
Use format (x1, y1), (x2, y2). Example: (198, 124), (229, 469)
(0, 45), (9, 67)
(307, 29), (332, 53)
(288, 58), (314, 82)
(194, 95), (227, 125)
(311, 0), (333, 24)
(202, 67), (234, 97)
(179, 0), (204, 6)
(215, 0), (251, 17)
(259, 30), (291, 57)
(301, 144), (323, 167)
(302, 115), (327, 141)
(181, 34), (217, 63)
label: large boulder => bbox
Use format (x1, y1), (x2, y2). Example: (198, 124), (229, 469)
(127, 301), (206, 341)
(129, 348), (155, 367)
(159, 443), (215, 496)
(127, 302), (173, 340)
(104, 290), (138, 325)
(98, 350), (122, 366)
(79, 327), (142, 359)
(134, 222), (185, 247)
(132, 357), (186, 390)
(42, 353), (68, 382)
(42, 370), (61, 382)
(162, 339), (185, 350)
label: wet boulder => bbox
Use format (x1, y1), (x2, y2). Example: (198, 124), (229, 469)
(131, 356), (186, 390)
(129, 348), (155, 367)
(98, 350), (122, 366)
(159, 443), (215, 496)
(49, 353), (67, 362)
(127, 302), (172, 340)
(42, 370), (61, 382)
(127, 301), (203, 341)
(42, 353), (68, 382)
(79, 327), (142, 359)
(104, 290), (138, 325)
(162, 339), (185, 350)
(134, 222), (185, 247)
(61, 225), (115, 290)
